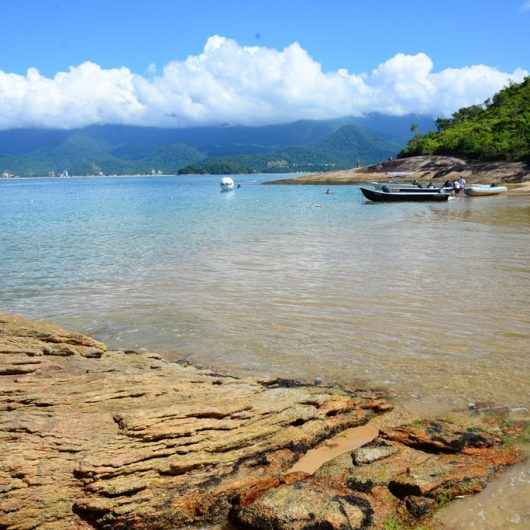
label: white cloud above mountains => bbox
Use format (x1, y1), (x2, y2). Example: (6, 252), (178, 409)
(0, 35), (527, 130)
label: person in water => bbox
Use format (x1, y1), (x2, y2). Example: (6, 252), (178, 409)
(325, 188), (331, 194)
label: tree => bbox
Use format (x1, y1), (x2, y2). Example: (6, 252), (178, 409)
(400, 76), (530, 162)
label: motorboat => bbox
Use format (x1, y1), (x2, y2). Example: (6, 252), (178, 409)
(360, 184), (450, 202)
(378, 182), (455, 193)
(464, 184), (507, 197)
(220, 176), (235, 191)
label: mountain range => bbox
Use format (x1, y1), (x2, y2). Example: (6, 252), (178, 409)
(0, 114), (434, 176)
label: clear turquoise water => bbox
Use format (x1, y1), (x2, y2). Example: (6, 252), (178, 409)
(2, 175), (530, 406)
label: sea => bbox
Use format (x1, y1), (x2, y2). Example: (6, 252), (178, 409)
(1, 174), (530, 411)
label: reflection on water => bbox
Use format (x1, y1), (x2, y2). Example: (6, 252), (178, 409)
(1, 175), (529, 410)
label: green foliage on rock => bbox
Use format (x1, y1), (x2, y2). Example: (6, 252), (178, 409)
(400, 77), (530, 162)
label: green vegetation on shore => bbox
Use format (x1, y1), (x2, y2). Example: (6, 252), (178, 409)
(400, 77), (530, 162)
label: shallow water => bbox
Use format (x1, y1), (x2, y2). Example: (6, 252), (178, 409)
(434, 450), (530, 529)
(1, 175), (529, 410)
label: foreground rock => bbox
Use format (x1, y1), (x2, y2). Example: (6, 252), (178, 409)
(0, 312), (390, 530)
(264, 155), (530, 186)
(0, 313), (523, 530)
(234, 420), (521, 529)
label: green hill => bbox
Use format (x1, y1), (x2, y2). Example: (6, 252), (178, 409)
(0, 134), (205, 176)
(178, 124), (403, 174)
(0, 114), (434, 176)
(400, 77), (530, 162)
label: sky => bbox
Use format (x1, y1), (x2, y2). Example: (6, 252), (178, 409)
(0, 0), (529, 129)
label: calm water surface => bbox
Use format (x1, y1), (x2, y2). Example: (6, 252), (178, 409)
(1, 175), (529, 409)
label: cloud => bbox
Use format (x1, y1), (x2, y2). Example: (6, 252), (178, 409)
(523, 1), (530, 11)
(0, 35), (527, 130)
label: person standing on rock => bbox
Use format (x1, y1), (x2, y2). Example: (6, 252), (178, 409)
(458, 176), (466, 191)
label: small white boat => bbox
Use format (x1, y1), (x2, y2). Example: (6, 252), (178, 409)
(220, 176), (235, 191)
(464, 184), (507, 197)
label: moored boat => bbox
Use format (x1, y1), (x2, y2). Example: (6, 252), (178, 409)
(464, 184), (507, 197)
(360, 185), (450, 202)
(220, 176), (235, 191)
(370, 182), (455, 193)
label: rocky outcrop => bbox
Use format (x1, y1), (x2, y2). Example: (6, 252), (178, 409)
(366, 156), (530, 183)
(0, 313), (523, 530)
(264, 155), (530, 186)
(234, 420), (521, 529)
(0, 312), (390, 530)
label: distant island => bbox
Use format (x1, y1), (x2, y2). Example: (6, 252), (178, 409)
(0, 114), (433, 177)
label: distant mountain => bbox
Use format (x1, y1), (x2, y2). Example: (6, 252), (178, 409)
(0, 114), (434, 176)
(177, 120), (426, 174)
(401, 77), (530, 162)
(350, 114), (434, 144)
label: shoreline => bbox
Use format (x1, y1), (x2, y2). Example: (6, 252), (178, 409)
(263, 155), (530, 189)
(1, 311), (528, 530)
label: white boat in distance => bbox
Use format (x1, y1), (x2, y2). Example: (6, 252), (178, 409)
(220, 176), (235, 191)
(465, 184), (508, 197)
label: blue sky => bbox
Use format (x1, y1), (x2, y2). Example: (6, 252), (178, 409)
(0, 1), (529, 129)
(2, 0), (529, 75)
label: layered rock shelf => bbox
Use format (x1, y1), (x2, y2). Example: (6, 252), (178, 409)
(0, 312), (523, 530)
(263, 155), (530, 187)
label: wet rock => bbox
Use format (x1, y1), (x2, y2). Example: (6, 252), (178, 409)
(233, 483), (373, 530)
(352, 440), (398, 465)
(404, 495), (436, 517)
(280, 421), (519, 527)
(382, 419), (500, 453)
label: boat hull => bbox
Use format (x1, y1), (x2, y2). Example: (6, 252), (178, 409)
(360, 186), (450, 202)
(464, 186), (507, 197)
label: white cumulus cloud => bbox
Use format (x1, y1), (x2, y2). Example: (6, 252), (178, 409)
(0, 35), (527, 130)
